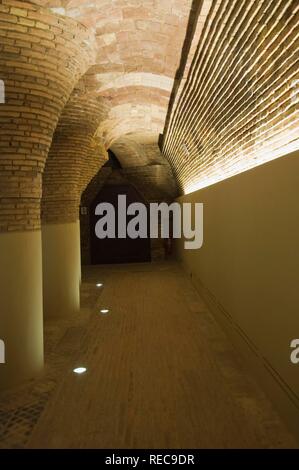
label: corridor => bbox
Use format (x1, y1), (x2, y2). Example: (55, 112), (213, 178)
(1, 263), (294, 449)
(0, 0), (299, 454)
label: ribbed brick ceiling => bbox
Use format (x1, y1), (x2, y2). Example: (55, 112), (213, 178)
(163, 0), (299, 194)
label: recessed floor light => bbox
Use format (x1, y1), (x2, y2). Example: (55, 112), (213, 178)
(96, 283), (103, 288)
(73, 367), (87, 374)
(100, 309), (109, 315)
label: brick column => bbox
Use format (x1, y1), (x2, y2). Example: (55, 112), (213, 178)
(0, 0), (95, 390)
(41, 91), (108, 317)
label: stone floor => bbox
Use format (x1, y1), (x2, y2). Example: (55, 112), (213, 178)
(0, 262), (297, 448)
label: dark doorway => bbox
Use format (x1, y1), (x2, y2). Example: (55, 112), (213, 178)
(90, 184), (151, 265)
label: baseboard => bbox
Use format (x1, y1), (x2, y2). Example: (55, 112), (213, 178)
(179, 259), (299, 444)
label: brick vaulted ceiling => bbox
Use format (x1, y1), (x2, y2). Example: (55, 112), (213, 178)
(2, 0), (296, 214)
(33, 0), (299, 197)
(31, 0), (199, 166)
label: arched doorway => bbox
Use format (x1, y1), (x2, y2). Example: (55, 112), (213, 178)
(90, 184), (151, 265)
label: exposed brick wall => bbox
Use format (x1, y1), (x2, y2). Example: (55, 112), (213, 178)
(80, 163), (178, 264)
(163, 0), (299, 194)
(110, 136), (169, 168)
(121, 165), (178, 203)
(34, 0), (194, 152)
(36, 0), (193, 78)
(0, 0), (95, 232)
(41, 83), (108, 225)
(80, 137), (109, 195)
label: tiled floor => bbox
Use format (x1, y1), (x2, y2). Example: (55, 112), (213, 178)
(0, 284), (96, 449)
(0, 262), (297, 448)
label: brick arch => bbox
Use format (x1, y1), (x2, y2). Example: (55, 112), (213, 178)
(110, 135), (154, 168)
(109, 133), (161, 168)
(100, 86), (170, 111)
(35, 0), (191, 73)
(42, 76), (109, 225)
(0, 0), (96, 232)
(93, 72), (174, 95)
(31, 0), (193, 177)
(96, 105), (166, 149)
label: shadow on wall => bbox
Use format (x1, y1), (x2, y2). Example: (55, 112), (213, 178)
(89, 183), (151, 265)
(80, 150), (178, 264)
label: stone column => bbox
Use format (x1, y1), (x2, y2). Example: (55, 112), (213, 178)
(42, 220), (82, 317)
